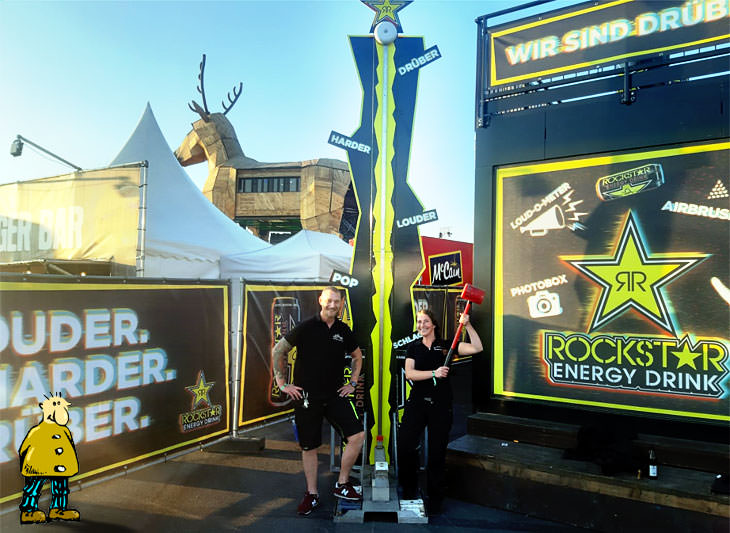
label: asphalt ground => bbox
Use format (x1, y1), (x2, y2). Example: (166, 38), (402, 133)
(0, 417), (590, 532)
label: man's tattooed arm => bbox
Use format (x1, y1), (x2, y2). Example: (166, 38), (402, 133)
(272, 338), (293, 387)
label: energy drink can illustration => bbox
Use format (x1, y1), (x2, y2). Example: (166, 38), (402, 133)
(596, 164), (664, 201)
(340, 293), (353, 329)
(269, 296), (300, 407)
(455, 297), (468, 344)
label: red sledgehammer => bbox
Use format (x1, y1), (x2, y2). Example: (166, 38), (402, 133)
(443, 283), (485, 367)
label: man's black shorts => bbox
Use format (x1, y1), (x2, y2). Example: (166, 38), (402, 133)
(294, 395), (361, 451)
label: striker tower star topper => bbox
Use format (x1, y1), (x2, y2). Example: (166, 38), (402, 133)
(362, 0), (412, 33)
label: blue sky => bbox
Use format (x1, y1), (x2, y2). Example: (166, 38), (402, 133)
(0, 0), (579, 242)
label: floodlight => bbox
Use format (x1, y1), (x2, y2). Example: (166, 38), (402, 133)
(10, 134), (81, 171)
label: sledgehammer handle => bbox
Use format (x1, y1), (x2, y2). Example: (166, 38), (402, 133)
(443, 301), (472, 367)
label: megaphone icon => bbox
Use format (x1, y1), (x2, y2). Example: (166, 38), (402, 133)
(519, 205), (565, 237)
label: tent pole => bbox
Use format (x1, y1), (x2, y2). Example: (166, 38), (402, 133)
(229, 278), (244, 437)
(136, 161), (149, 277)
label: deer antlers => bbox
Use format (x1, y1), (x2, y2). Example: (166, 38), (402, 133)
(188, 54), (242, 121)
(222, 83), (242, 115)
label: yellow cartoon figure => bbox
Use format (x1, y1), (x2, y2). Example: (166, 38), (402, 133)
(18, 393), (80, 524)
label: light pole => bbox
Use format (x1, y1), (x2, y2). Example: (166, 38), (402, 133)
(10, 134), (82, 171)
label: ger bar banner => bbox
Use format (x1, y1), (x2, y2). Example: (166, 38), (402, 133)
(494, 140), (730, 422)
(0, 165), (143, 274)
(0, 280), (230, 502)
(489, 0), (730, 87)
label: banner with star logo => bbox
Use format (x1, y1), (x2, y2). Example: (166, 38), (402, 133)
(493, 140), (729, 422)
(0, 280), (230, 503)
(237, 284), (367, 427)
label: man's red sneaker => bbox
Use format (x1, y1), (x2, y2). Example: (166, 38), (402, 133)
(333, 481), (362, 501)
(297, 492), (319, 515)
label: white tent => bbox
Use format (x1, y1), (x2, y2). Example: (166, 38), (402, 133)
(220, 229), (353, 282)
(111, 104), (269, 278)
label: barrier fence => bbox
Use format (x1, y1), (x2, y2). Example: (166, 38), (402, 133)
(0, 276), (463, 503)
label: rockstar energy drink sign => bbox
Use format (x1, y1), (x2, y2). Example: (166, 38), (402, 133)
(543, 332), (727, 397)
(596, 164), (664, 201)
(179, 370), (224, 432)
(494, 140), (730, 422)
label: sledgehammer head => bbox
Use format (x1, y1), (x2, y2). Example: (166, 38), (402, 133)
(460, 283), (485, 305)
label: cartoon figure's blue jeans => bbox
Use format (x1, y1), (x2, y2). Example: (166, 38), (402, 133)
(19, 477), (69, 511)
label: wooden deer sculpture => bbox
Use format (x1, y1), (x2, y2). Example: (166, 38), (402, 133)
(175, 54), (259, 218)
(175, 55), (352, 237)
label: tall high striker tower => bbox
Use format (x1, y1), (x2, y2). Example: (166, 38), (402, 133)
(328, 0), (442, 465)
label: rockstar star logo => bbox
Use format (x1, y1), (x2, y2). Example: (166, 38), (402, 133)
(361, 0), (412, 32)
(561, 211), (708, 335)
(611, 181), (650, 198)
(185, 371), (215, 409)
(671, 337), (702, 370)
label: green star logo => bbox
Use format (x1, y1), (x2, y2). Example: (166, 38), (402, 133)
(362, 0), (412, 32)
(561, 211), (708, 335)
(185, 371), (215, 409)
(610, 181), (650, 198)
(671, 337), (702, 370)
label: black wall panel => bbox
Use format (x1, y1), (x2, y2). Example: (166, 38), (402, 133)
(473, 67), (729, 439)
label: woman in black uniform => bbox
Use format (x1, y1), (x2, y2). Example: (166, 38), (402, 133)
(398, 308), (483, 514)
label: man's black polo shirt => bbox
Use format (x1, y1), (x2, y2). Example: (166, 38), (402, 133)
(285, 314), (358, 399)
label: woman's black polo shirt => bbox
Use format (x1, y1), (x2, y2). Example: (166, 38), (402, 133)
(406, 338), (457, 403)
(285, 314), (358, 399)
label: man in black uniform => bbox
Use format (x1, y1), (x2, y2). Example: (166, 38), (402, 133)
(273, 286), (365, 516)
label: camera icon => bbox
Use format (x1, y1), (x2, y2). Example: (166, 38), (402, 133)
(527, 290), (563, 319)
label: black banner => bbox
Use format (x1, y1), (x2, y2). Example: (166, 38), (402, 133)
(0, 280), (230, 502)
(238, 285), (367, 426)
(489, 0), (730, 87)
(494, 140), (729, 422)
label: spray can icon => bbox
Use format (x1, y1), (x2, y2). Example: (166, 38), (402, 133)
(269, 297), (300, 407)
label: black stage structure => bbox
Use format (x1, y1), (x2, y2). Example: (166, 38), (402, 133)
(461, 1), (729, 529)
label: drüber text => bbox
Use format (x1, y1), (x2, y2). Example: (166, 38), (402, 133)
(397, 46), (441, 76)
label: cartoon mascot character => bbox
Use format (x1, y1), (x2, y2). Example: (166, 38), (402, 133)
(18, 393), (80, 524)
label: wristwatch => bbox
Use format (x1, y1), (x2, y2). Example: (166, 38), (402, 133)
(349, 380), (357, 387)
